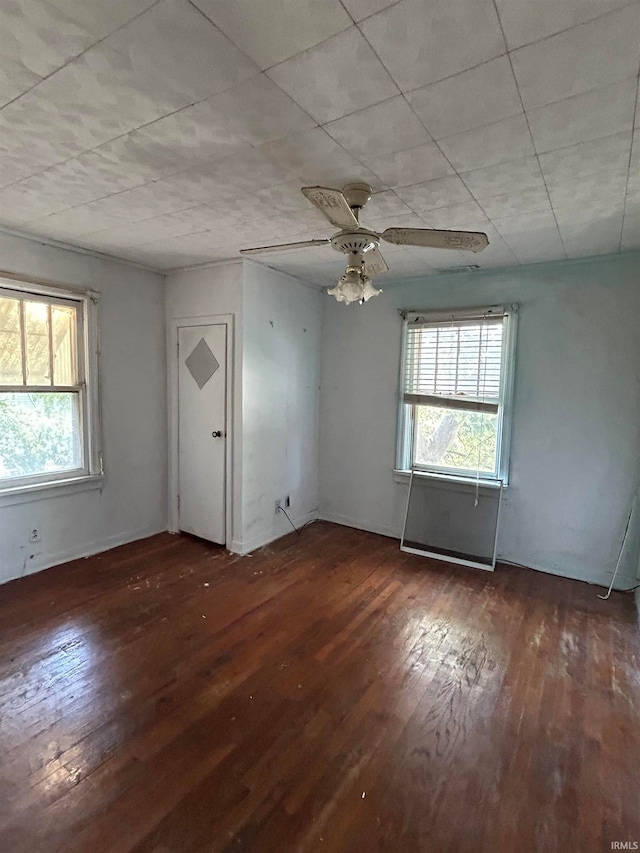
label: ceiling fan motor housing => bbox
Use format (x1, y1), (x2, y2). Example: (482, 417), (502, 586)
(330, 229), (379, 255)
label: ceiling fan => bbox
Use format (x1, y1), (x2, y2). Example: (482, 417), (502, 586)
(240, 183), (489, 305)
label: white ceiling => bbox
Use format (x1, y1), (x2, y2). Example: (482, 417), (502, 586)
(1, 0), (639, 284)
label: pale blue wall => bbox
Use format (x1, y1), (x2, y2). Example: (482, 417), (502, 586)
(319, 251), (640, 588)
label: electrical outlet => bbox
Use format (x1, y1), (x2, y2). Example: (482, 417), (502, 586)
(275, 499), (282, 514)
(29, 527), (41, 543)
(285, 495), (290, 508)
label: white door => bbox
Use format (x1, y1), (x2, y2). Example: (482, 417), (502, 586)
(178, 323), (227, 543)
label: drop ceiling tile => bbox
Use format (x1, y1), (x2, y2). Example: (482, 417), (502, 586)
(157, 204), (241, 232)
(494, 0), (633, 50)
(364, 211), (433, 233)
(460, 156), (546, 202)
(46, 0), (157, 36)
(554, 200), (626, 231)
(83, 213), (206, 249)
(0, 0), (96, 105)
(527, 78), (637, 154)
(359, 0), (505, 92)
(406, 57), (522, 140)
(8, 44), (191, 153)
(396, 175), (475, 212)
(560, 215), (624, 258)
(438, 114), (534, 172)
(253, 181), (316, 215)
(106, 0), (259, 102)
(340, 0), (399, 22)
(127, 105), (252, 169)
(79, 182), (202, 221)
(539, 132), (632, 186)
(192, 76), (317, 147)
(260, 127), (385, 189)
(493, 208), (558, 237)
(324, 96), (431, 160)
(422, 201), (488, 230)
(546, 181), (628, 212)
(506, 228), (565, 264)
(479, 185), (551, 220)
(627, 138), (640, 201)
(636, 86), (640, 127)
(362, 191), (414, 221)
(191, 0), (352, 69)
(267, 27), (398, 124)
(362, 142), (455, 188)
(92, 132), (187, 184)
(510, 6), (640, 110)
(21, 202), (139, 239)
(621, 208), (640, 250)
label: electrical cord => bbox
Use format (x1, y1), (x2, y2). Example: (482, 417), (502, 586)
(277, 506), (315, 536)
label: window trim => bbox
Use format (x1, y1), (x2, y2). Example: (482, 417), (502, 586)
(396, 303), (518, 485)
(0, 274), (103, 496)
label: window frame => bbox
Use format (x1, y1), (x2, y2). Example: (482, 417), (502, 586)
(396, 303), (518, 485)
(0, 275), (102, 496)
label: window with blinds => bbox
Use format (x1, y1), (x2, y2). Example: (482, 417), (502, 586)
(0, 279), (100, 490)
(397, 306), (517, 481)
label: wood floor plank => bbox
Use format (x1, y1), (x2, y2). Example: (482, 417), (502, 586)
(0, 522), (638, 852)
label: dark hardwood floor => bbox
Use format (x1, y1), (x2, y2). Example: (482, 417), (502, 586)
(0, 522), (638, 852)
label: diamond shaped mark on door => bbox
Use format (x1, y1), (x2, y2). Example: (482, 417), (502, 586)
(185, 337), (219, 390)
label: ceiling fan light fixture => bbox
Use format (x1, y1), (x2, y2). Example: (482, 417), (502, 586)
(328, 268), (382, 305)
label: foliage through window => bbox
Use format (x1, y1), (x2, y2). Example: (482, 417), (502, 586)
(397, 306), (517, 482)
(0, 279), (100, 490)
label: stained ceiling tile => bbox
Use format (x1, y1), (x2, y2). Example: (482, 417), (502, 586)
(359, 0), (506, 91)
(362, 142), (455, 188)
(191, 0), (352, 69)
(494, 0), (632, 49)
(406, 57), (522, 140)
(438, 114), (534, 172)
(510, 6), (640, 110)
(396, 175), (476, 212)
(323, 96), (431, 160)
(267, 27), (399, 124)
(527, 78), (637, 154)
(106, 0), (259, 102)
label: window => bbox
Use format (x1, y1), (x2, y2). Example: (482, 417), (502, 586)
(397, 304), (517, 483)
(0, 277), (101, 493)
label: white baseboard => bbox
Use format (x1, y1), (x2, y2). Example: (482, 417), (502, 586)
(317, 511), (400, 541)
(230, 510), (318, 555)
(1, 524), (167, 585)
(318, 514), (635, 591)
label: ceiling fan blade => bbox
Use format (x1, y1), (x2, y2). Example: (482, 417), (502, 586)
(381, 228), (489, 253)
(301, 186), (358, 229)
(240, 238), (330, 255)
(364, 245), (389, 277)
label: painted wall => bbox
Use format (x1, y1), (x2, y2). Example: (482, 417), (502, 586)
(165, 260), (321, 553)
(0, 232), (167, 584)
(240, 262), (321, 552)
(318, 251), (640, 589)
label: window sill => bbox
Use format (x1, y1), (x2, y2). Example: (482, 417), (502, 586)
(0, 473), (104, 507)
(393, 469), (506, 489)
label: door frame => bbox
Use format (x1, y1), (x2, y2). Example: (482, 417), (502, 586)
(167, 314), (234, 546)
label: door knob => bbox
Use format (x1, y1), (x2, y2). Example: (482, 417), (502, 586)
(211, 430), (222, 438)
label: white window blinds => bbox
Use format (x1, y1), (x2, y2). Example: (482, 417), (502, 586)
(403, 314), (505, 413)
